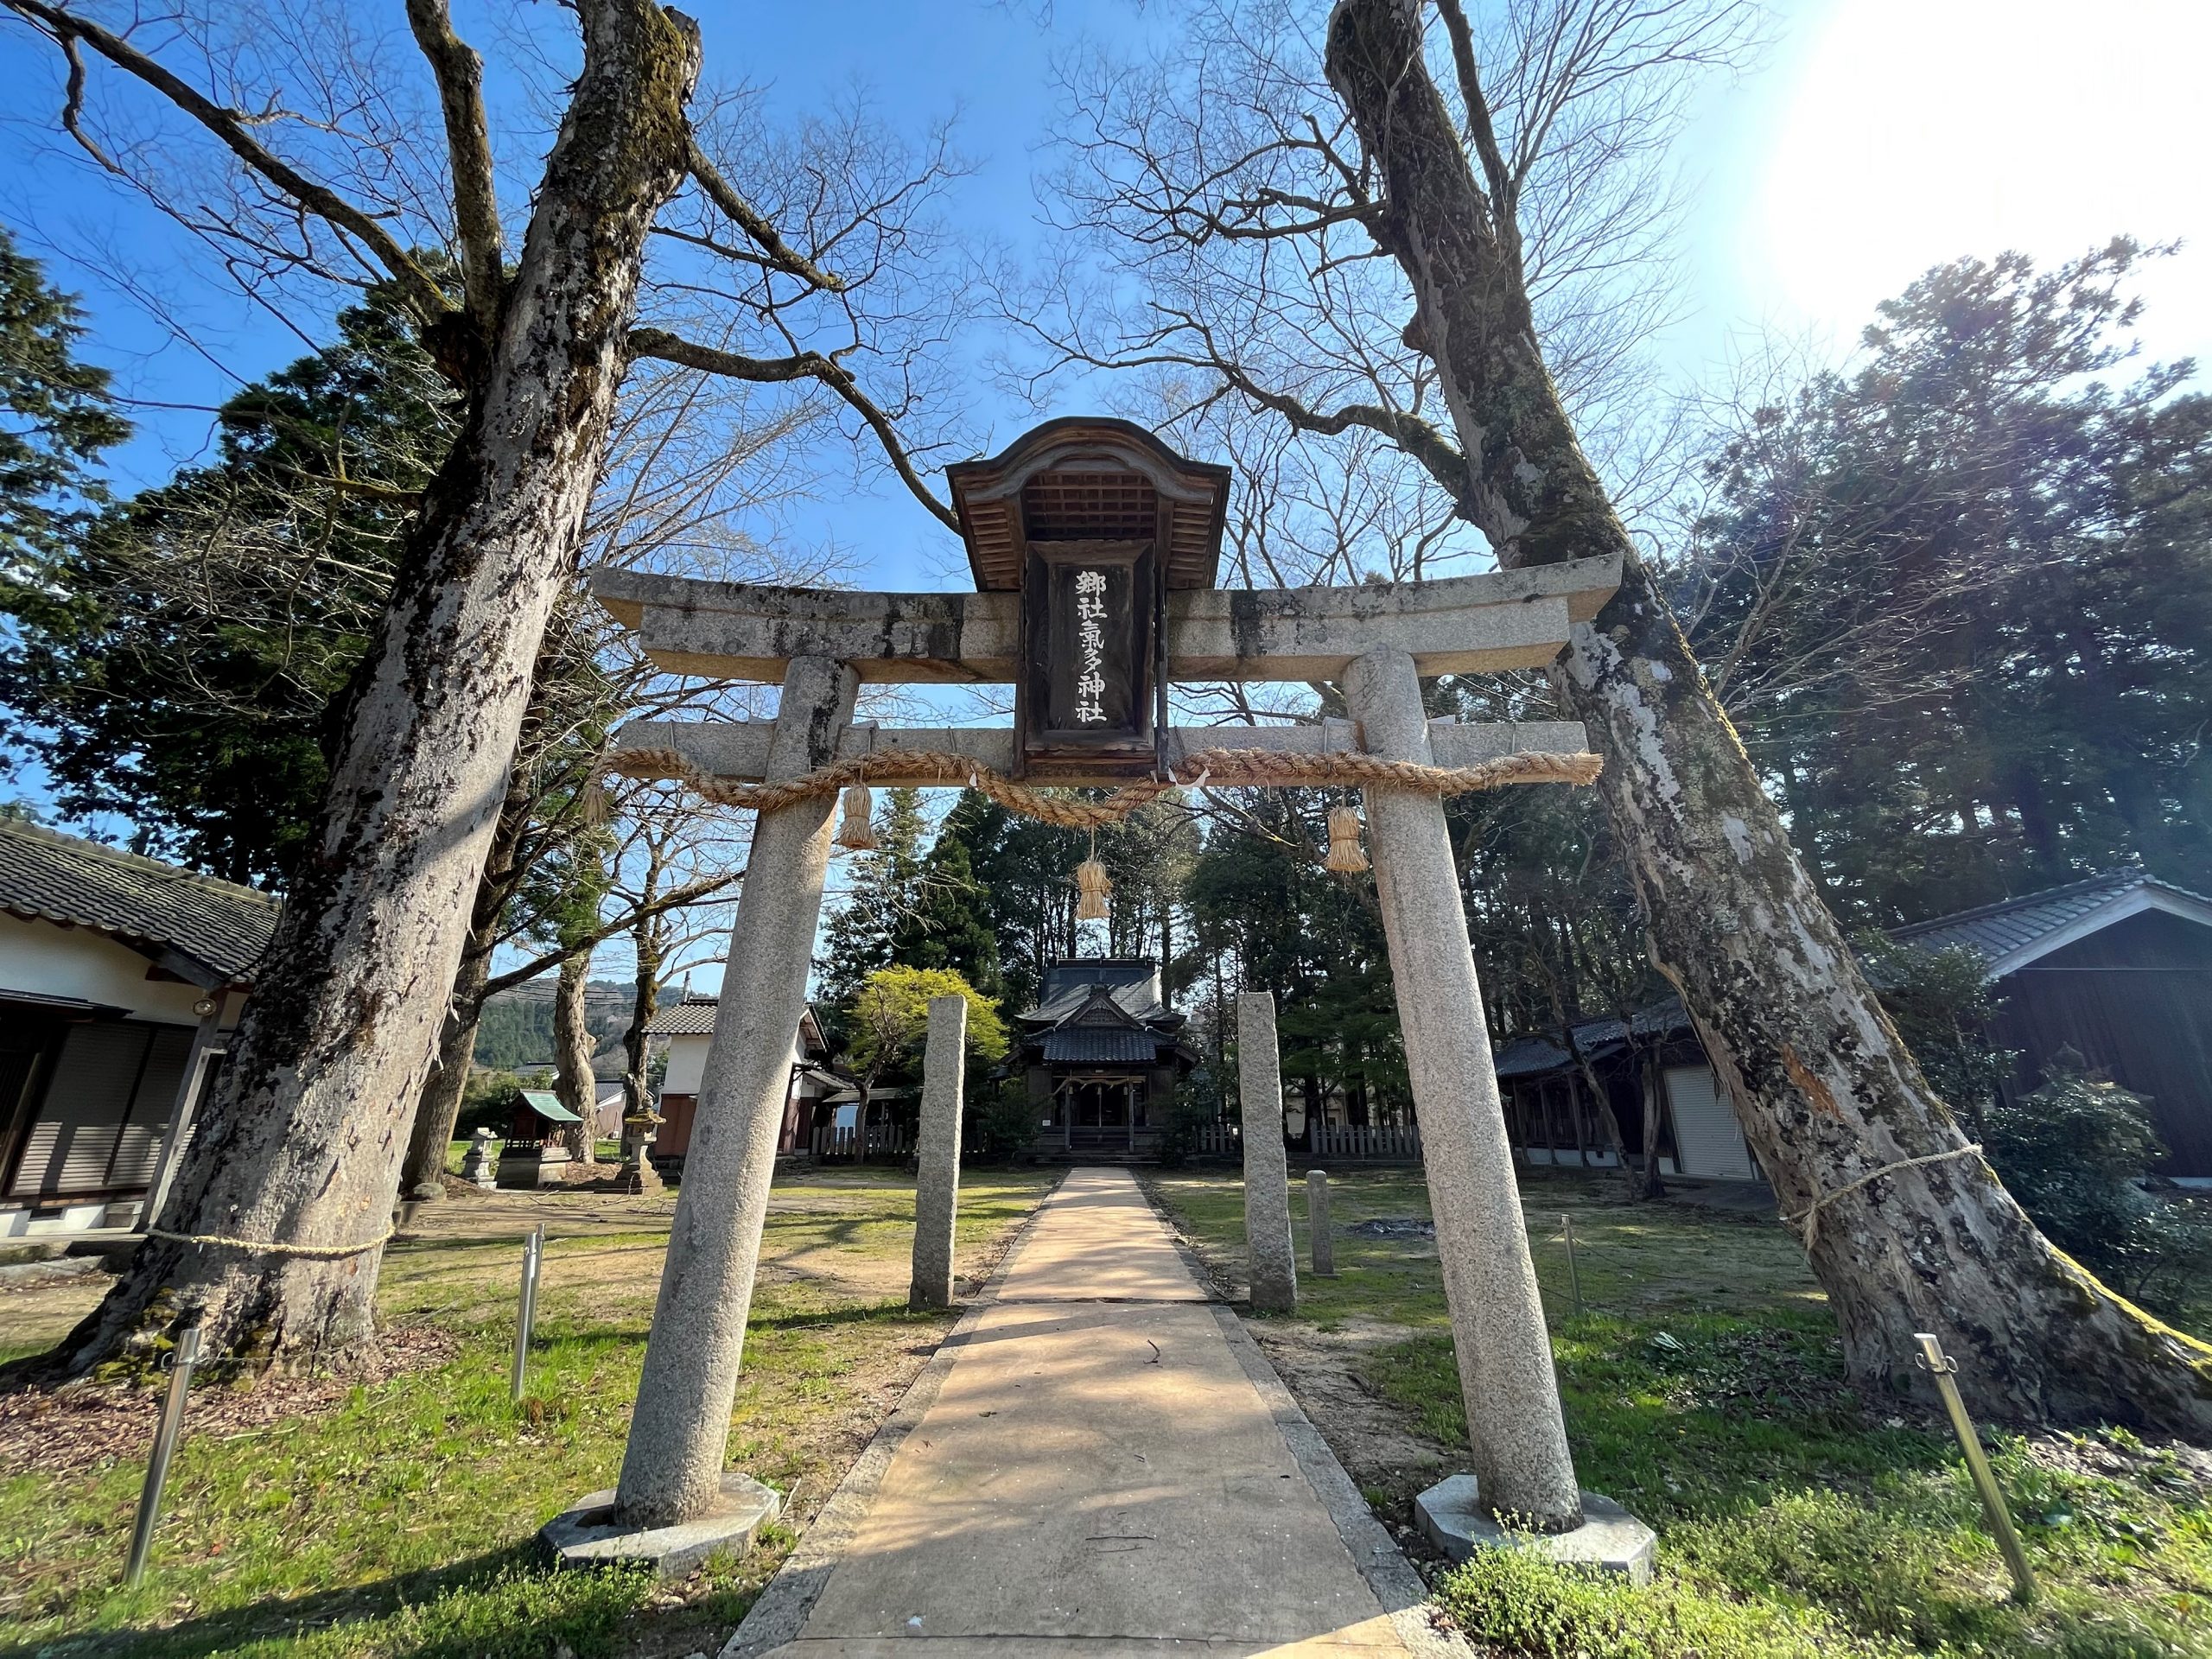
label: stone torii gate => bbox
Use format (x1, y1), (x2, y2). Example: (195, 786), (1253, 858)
(562, 418), (1635, 1565)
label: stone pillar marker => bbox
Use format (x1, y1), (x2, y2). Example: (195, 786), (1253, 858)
(1237, 991), (1298, 1313)
(909, 994), (966, 1311)
(1306, 1170), (1336, 1276)
(598, 654), (857, 1548)
(1344, 643), (1587, 1535)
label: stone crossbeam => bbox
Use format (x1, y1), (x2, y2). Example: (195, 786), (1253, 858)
(591, 556), (1618, 686)
(609, 716), (1592, 786)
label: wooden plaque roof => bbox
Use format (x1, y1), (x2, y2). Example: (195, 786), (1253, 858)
(945, 416), (1231, 593)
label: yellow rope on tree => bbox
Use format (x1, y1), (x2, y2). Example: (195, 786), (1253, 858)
(145, 1225), (396, 1260)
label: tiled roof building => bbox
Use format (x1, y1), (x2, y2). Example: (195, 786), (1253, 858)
(2, 820), (274, 1240)
(1014, 959), (1197, 1156)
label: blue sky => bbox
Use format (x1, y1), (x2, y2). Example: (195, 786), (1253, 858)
(5, 0), (2205, 582)
(3, 0), (2206, 984)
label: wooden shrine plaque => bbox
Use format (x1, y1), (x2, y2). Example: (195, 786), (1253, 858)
(1017, 539), (1158, 779)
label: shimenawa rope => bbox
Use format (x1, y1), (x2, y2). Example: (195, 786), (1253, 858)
(146, 1226), (396, 1260)
(609, 744), (1603, 830)
(1780, 1143), (1985, 1253)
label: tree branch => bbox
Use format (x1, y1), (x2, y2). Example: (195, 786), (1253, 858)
(480, 870), (746, 1001)
(1433, 0), (1518, 240)
(627, 327), (959, 533)
(404, 0), (504, 336)
(1219, 365), (1473, 515)
(4, 0), (452, 327)
(687, 138), (846, 293)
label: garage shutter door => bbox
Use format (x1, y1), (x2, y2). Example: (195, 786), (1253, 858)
(1663, 1065), (1757, 1181)
(7, 1022), (194, 1198)
(110, 1025), (193, 1188)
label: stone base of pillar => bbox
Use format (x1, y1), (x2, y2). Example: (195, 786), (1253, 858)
(1414, 1473), (1656, 1584)
(541, 1471), (779, 1578)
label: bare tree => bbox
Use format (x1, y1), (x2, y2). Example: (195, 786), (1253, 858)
(395, 360), (830, 1198)
(1014, 0), (2212, 1427)
(7, 0), (969, 1376)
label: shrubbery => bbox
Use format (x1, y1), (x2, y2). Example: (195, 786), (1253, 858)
(970, 1076), (1043, 1161)
(1155, 1071), (1223, 1167)
(1985, 1049), (2212, 1313)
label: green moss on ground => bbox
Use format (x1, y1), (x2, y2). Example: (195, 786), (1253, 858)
(1147, 1166), (2212, 1659)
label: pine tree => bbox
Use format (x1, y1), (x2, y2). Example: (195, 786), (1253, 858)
(0, 226), (128, 570)
(817, 786), (932, 1007)
(888, 819), (1005, 1005)
(0, 289), (452, 883)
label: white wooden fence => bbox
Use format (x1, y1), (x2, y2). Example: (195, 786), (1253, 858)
(1190, 1122), (1424, 1163)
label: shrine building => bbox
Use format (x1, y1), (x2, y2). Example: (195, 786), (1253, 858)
(1015, 958), (1198, 1156)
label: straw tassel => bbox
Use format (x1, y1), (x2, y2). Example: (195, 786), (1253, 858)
(1325, 804), (1369, 873)
(1074, 834), (1112, 921)
(836, 783), (878, 851)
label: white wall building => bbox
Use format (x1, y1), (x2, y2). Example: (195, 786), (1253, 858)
(1, 822), (273, 1241)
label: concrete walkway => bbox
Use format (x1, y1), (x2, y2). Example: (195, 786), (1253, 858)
(732, 1167), (1445, 1658)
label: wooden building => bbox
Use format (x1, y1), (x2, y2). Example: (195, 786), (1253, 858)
(1017, 958), (1198, 1157)
(0, 820), (273, 1240)
(1492, 870), (2212, 1184)
(1491, 1001), (1762, 1183)
(645, 997), (840, 1168)
(1891, 871), (2212, 1178)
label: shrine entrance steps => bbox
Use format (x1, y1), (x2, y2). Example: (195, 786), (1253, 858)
(729, 1166), (1441, 1657)
(1029, 1148), (1156, 1168)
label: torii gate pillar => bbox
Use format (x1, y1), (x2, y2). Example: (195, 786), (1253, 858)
(614, 653), (857, 1529)
(1344, 643), (1583, 1531)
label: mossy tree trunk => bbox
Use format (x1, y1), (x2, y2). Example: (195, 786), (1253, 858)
(553, 949), (601, 1166)
(399, 936), (495, 1201)
(1325, 0), (2212, 1430)
(48, 0), (702, 1377)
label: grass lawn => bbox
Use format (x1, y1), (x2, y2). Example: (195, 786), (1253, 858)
(1146, 1166), (2212, 1659)
(0, 1165), (1055, 1658)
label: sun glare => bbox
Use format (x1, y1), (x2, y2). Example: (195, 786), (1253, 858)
(1754, 0), (2211, 360)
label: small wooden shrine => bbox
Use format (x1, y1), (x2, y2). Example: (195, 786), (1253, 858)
(1013, 958), (1198, 1154)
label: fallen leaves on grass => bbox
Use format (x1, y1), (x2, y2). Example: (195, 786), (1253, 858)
(0, 1323), (460, 1480)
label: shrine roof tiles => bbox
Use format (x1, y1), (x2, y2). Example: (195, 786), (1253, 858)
(1887, 869), (2212, 975)
(1041, 1027), (1163, 1065)
(1021, 978), (1171, 1028)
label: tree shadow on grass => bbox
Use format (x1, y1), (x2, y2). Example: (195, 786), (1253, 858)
(0, 1540), (751, 1659)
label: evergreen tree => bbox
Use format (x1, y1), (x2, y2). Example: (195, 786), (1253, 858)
(817, 786), (933, 1007)
(1186, 791), (1408, 1125)
(0, 226), (127, 571)
(1686, 243), (2212, 923)
(887, 805), (1006, 1005)
(0, 287), (454, 882)
(930, 789), (1090, 1011)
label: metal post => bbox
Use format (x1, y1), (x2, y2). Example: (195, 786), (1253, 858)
(512, 1224), (543, 1402)
(1561, 1214), (1584, 1318)
(1915, 1332), (2036, 1603)
(126, 1325), (201, 1586)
